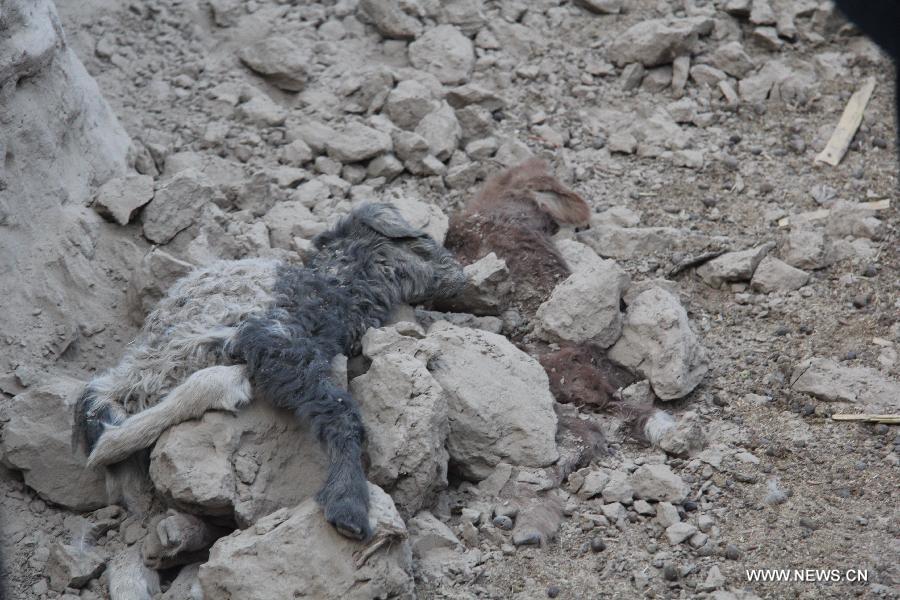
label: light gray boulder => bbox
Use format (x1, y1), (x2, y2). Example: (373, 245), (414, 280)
(696, 243), (774, 289)
(199, 483), (415, 600)
(608, 18), (713, 67)
(351, 353), (449, 518)
(92, 175), (155, 226)
(0, 377), (108, 511)
(629, 464), (690, 503)
(750, 255), (809, 292)
(142, 169), (218, 244)
(608, 288), (708, 400)
(535, 259), (630, 347)
(149, 401), (329, 527)
(238, 37), (308, 92)
(419, 323), (560, 480)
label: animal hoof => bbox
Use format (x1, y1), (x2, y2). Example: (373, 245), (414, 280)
(325, 499), (371, 542)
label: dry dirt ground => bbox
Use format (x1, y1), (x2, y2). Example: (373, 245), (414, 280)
(1, 0), (898, 599)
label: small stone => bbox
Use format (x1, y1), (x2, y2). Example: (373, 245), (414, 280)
(546, 584), (561, 598)
(630, 464), (690, 503)
(325, 123), (393, 163)
(493, 515), (514, 530)
(633, 500), (655, 516)
(725, 543), (741, 560)
(590, 537), (607, 552)
(663, 563), (679, 581)
(696, 244), (774, 289)
(621, 63), (645, 90)
(47, 544), (106, 592)
(666, 522), (698, 544)
(656, 502), (681, 528)
(358, 0), (423, 40)
(608, 131), (637, 154)
(385, 80), (435, 130)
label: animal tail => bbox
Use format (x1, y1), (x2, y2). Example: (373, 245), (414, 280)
(475, 158), (592, 226)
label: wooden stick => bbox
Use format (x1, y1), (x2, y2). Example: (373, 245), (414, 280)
(815, 77), (876, 166)
(832, 414), (900, 425)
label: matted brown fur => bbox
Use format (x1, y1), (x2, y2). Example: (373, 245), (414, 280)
(444, 158), (591, 316)
(539, 344), (636, 409)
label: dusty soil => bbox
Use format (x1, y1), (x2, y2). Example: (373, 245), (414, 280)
(1, 0), (897, 599)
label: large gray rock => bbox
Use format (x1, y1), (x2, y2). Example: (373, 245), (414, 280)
(608, 18), (713, 67)
(351, 353), (449, 518)
(535, 260), (630, 347)
(142, 169), (217, 244)
(408, 25), (475, 85)
(0, 377), (108, 510)
(750, 256), (809, 293)
(238, 37), (308, 92)
(419, 323), (559, 480)
(608, 288), (708, 400)
(629, 464), (690, 503)
(149, 401), (329, 527)
(696, 243), (774, 289)
(199, 484), (415, 600)
(791, 358), (899, 412)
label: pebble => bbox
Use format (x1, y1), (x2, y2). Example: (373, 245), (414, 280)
(492, 515), (514, 530)
(590, 537), (607, 552)
(547, 584), (561, 598)
(725, 543), (741, 560)
(663, 563), (679, 581)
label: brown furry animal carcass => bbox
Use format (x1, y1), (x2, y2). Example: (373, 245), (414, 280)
(444, 158), (592, 317)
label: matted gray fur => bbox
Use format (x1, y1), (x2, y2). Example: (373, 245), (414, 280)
(73, 203), (465, 598)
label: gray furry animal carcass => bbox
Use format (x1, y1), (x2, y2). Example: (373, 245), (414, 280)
(74, 203), (466, 544)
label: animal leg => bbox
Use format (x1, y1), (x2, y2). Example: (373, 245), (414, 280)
(307, 385), (372, 541)
(108, 544), (160, 600)
(142, 510), (225, 570)
(88, 365), (251, 468)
